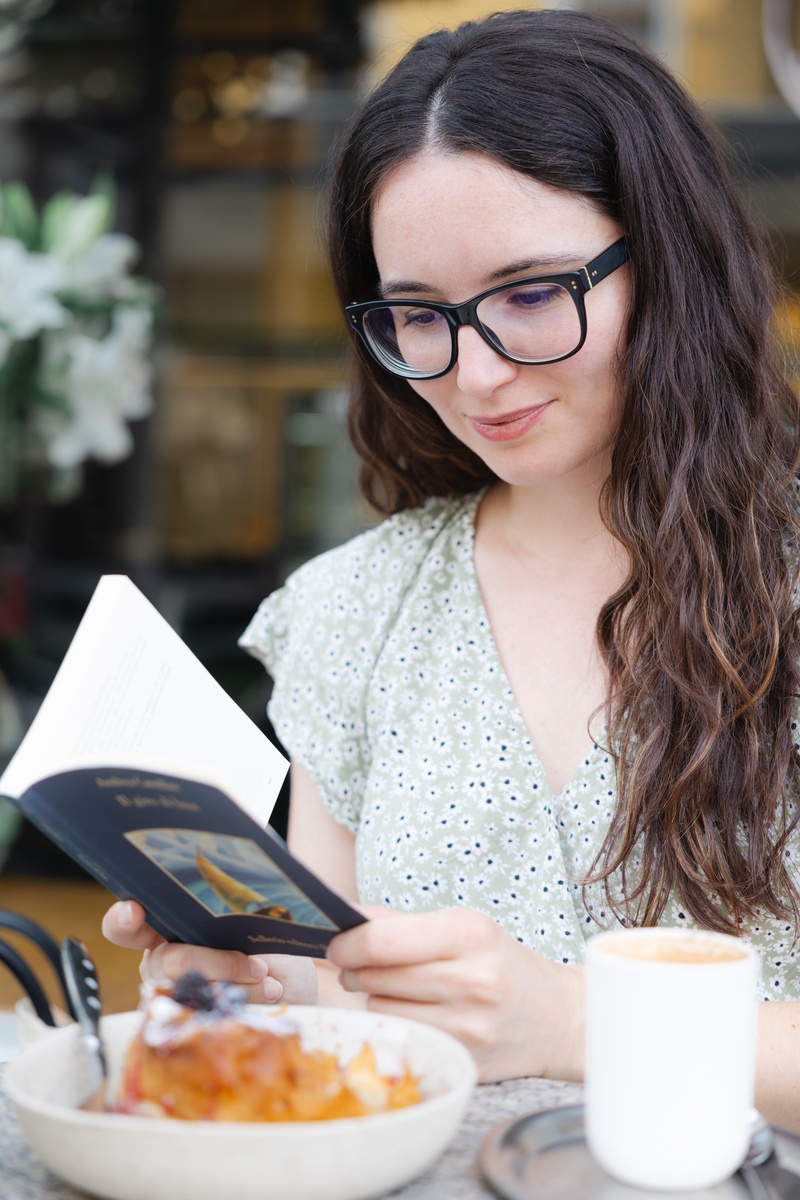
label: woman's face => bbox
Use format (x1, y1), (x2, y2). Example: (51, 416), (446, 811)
(370, 152), (631, 492)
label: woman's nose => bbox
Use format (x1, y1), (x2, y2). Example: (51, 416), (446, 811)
(455, 325), (518, 397)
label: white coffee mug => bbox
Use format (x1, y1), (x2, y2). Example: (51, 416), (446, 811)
(585, 927), (758, 1191)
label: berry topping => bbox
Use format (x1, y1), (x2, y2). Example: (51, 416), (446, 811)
(170, 971), (246, 1016)
(170, 971), (215, 1011)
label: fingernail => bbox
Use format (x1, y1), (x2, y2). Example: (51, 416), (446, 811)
(118, 901), (135, 930)
(248, 957), (269, 981)
(262, 978), (283, 1003)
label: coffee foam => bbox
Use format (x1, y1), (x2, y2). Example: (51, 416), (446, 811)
(598, 934), (748, 964)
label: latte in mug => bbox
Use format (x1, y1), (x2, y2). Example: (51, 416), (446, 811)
(585, 927), (758, 1191)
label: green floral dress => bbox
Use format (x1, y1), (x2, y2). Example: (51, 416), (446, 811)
(240, 492), (800, 1001)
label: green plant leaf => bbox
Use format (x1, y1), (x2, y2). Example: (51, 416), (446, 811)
(47, 193), (112, 263)
(40, 192), (79, 254)
(89, 170), (115, 212)
(41, 176), (115, 256)
(0, 183), (39, 248)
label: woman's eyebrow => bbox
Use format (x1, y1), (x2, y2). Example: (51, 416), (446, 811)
(484, 252), (585, 283)
(378, 253), (587, 297)
(378, 278), (431, 297)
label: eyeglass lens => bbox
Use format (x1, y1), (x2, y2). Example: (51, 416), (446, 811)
(362, 280), (581, 376)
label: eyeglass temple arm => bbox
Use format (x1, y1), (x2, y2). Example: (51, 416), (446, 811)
(580, 237), (629, 292)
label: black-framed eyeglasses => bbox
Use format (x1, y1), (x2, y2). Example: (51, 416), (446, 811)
(345, 237), (629, 381)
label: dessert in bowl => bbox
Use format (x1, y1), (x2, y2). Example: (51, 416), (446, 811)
(5, 976), (477, 1200)
(117, 973), (424, 1123)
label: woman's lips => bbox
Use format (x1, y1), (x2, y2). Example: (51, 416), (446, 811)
(467, 401), (554, 442)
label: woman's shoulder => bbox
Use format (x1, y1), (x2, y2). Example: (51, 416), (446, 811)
(239, 492), (478, 671)
(296, 491), (472, 580)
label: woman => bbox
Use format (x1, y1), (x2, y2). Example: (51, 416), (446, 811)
(104, 10), (800, 1122)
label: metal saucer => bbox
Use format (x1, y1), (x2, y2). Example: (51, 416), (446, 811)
(480, 1105), (757, 1200)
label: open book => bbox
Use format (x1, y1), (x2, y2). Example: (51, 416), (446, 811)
(0, 575), (365, 956)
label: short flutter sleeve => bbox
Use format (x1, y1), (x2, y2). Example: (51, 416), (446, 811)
(238, 497), (463, 832)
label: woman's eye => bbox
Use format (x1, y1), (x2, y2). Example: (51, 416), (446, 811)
(506, 284), (560, 309)
(402, 308), (440, 328)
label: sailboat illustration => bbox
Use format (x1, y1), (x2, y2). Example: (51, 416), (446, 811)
(195, 848), (295, 921)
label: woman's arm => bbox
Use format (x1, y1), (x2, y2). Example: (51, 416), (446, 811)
(286, 762), (359, 898)
(329, 915), (800, 1121)
(285, 762), (366, 1008)
(757, 1000), (800, 1131)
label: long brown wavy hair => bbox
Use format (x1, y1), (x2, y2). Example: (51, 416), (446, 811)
(325, 9), (800, 934)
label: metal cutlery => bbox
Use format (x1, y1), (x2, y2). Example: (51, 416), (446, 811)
(60, 935), (108, 1111)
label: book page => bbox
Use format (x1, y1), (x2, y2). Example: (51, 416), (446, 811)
(0, 575), (288, 826)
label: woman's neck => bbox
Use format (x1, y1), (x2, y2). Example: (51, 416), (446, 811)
(479, 476), (622, 573)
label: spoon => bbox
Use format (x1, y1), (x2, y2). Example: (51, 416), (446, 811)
(746, 1111), (775, 1167)
(740, 1111), (800, 1199)
(60, 936), (108, 1111)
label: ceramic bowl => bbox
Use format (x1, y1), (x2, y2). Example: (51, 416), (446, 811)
(5, 1005), (477, 1200)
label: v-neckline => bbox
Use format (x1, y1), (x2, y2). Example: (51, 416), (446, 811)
(457, 489), (607, 802)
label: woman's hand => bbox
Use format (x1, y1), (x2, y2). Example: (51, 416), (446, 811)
(102, 900), (318, 1006)
(327, 905), (584, 1083)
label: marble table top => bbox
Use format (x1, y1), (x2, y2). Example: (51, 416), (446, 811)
(0, 1062), (584, 1199)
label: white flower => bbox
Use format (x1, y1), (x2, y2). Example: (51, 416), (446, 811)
(107, 305), (154, 419)
(0, 237), (66, 342)
(0, 179), (157, 496)
(36, 307), (154, 469)
(60, 232), (139, 301)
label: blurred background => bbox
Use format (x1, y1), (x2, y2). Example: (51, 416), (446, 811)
(0, 0), (797, 1016)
